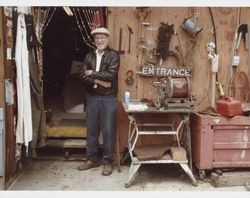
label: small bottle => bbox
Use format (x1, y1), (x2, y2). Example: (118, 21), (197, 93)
(124, 91), (130, 104)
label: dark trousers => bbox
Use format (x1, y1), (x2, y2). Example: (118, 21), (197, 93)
(85, 93), (118, 164)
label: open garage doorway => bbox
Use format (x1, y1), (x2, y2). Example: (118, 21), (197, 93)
(39, 7), (106, 159)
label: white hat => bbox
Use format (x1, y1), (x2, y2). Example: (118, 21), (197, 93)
(91, 27), (110, 36)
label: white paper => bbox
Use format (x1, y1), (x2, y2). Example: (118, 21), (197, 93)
(127, 103), (148, 111)
(5, 79), (14, 105)
(7, 48), (12, 60)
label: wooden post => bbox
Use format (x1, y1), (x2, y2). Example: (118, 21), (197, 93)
(0, 7), (5, 190)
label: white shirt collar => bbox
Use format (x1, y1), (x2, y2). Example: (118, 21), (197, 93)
(95, 49), (105, 56)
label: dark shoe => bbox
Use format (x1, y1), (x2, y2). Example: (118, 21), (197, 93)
(77, 160), (100, 171)
(102, 164), (113, 176)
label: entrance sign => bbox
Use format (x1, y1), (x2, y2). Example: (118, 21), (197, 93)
(138, 64), (192, 77)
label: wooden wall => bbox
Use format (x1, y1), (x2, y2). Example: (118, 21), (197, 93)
(0, 7), (5, 190)
(1, 7), (19, 189)
(0, 9), (4, 107)
(108, 7), (250, 154)
(107, 7), (250, 108)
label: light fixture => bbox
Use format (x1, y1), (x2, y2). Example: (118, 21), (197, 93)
(63, 6), (73, 16)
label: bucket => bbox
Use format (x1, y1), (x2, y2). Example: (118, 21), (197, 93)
(182, 17), (203, 37)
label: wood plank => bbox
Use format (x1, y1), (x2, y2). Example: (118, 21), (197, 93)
(211, 170), (250, 187)
(37, 154), (86, 161)
(170, 147), (187, 161)
(46, 139), (87, 148)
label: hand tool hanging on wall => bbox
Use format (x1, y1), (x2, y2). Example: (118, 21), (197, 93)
(127, 25), (133, 53)
(227, 23), (249, 96)
(118, 27), (125, 54)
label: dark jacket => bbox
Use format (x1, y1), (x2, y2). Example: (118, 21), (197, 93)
(79, 47), (120, 97)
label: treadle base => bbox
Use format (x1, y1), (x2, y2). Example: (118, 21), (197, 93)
(125, 155), (197, 188)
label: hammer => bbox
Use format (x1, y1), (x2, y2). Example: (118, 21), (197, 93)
(118, 27), (125, 54)
(127, 25), (133, 53)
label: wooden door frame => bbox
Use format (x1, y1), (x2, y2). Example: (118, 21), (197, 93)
(0, 7), (20, 190)
(0, 7), (6, 190)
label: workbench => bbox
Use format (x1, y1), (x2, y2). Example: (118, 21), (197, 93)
(122, 101), (197, 187)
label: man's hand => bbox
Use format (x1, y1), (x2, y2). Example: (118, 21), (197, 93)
(84, 70), (93, 76)
(94, 79), (111, 88)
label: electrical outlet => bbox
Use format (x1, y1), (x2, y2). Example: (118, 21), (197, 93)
(232, 55), (240, 66)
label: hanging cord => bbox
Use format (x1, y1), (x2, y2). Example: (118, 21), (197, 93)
(72, 8), (95, 49)
(77, 8), (96, 46)
(42, 7), (56, 33)
(230, 70), (250, 103)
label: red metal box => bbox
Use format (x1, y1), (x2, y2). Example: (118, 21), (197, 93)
(216, 97), (242, 117)
(190, 113), (250, 176)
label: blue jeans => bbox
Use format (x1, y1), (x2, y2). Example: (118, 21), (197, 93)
(85, 93), (118, 164)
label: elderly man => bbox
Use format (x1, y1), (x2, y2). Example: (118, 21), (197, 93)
(77, 27), (120, 176)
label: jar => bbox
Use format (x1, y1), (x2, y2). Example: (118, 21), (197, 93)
(124, 91), (130, 104)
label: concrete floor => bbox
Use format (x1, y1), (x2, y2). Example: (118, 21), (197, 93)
(7, 159), (249, 192)
(5, 96), (248, 194)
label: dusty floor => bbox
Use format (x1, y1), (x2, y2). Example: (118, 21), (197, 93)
(7, 158), (249, 191)
(5, 96), (249, 194)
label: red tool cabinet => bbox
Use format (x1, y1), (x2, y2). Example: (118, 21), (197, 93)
(190, 112), (250, 178)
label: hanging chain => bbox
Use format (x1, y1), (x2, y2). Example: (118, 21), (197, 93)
(72, 8), (95, 49)
(82, 8), (92, 29)
(76, 8), (96, 48)
(42, 7), (56, 33)
(72, 8), (91, 48)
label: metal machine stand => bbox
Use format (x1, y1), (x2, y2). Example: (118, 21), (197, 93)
(123, 103), (197, 188)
